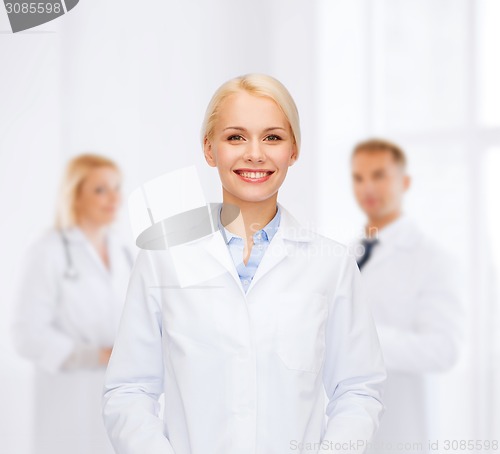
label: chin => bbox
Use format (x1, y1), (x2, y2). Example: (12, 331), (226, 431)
(231, 189), (278, 204)
(363, 202), (379, 212)
(100, 216), (116, 225)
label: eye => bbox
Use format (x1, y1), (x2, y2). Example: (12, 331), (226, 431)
(265, 134), (282, 141)
(95, 186), (107, 194)
(227, 135), (244, 141)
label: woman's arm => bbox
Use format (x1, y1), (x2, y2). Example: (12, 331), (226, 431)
(102, 249), (175, 454)
(320, 250), (387, 454)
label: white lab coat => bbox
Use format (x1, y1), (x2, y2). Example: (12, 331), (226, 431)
(103, 202), (386, 454)
(354, 216), (464, 453)
(12, 226), (133, 454)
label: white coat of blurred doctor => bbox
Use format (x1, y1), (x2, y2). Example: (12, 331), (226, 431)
(12, 154), (133, 454)
(350, 139), (465, 453)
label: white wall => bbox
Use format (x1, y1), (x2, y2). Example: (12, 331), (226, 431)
(0, 6), (63, 451)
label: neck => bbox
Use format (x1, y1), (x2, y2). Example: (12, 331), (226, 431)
(221, 190), (278, 239)
(77, 218), (109, 246)
(365, 210), (402, 237)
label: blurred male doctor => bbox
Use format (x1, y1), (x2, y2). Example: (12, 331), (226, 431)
(351, 139), (465, 453)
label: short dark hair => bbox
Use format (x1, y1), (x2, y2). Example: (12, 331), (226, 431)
(352, 138), (407, 169)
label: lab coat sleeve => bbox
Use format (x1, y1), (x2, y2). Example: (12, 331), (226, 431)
(320, 250), (386, 454)
(11, 238), (77, 373)
(375, 248), (465, 373)
(102, 249), (175, 454)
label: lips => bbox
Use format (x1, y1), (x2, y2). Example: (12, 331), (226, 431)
(233, 169), (275, 183)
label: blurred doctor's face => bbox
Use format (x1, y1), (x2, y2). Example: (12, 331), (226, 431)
(352, 150), (410, 220)
(75, 166), (121, 227)
(204, 90), (297, 205)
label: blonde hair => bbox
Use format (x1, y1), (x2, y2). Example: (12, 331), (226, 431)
(55, 153), (120, 229)
(201, 73), (301, 157)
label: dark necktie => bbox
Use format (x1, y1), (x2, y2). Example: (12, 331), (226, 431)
(357, 238), (379, 271)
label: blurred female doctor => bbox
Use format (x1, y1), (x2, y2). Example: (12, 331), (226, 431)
(12, 154), (133, 454)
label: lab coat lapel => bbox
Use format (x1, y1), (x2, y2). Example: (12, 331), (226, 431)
(246, 203), (314, 294)
(64, 226), (111, 278)
(84, 231), (113, 278)
(366, 217), (420, 269)
(201, 219), (290, 294)
(202, 230), (246, 292)
(168, 229), (244, 291)
(245, 230), (288, 294)
(177, 203), (313, 294)
(366, 241), (394, 269)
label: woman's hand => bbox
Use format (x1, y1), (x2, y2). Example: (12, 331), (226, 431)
(99, 347), (113, 365)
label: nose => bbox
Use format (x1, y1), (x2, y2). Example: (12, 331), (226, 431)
(109, 188), (121, 205)
(354, 178), (370, 197)
(364, 179), (377, 192)
(243, 140), (265, 163)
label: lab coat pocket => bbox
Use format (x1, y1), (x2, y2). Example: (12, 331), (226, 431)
(159, 286), (237, 351)
(275, 292), (328, 374)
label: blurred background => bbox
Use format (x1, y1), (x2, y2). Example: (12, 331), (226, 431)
(1, 0), (499, 452)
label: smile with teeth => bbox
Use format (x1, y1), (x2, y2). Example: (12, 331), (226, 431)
(237, 171), (272, 179)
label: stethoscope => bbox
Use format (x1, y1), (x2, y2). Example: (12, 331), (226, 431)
(59, 230), (134, 280)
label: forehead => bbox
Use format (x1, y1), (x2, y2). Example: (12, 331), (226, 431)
(216, 91), (288, 129)
(84, 166), (119, 182)
(352, 149), (399, 170)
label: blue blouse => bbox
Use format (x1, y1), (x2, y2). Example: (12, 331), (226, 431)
(217, 203), (281, 292)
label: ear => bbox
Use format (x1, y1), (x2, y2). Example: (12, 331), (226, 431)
(403, 174), (411, 192)
(288, 142), (298, 167)
(203, 136), (217, 167)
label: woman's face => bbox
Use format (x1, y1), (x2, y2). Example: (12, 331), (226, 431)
(75, 166), (122, 227)
(204, 90), (297, 205)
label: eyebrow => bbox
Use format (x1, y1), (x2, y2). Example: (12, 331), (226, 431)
(222, 126), (287, 132)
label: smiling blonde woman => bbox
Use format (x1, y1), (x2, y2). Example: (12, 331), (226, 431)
(103, 74), (386, 454)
